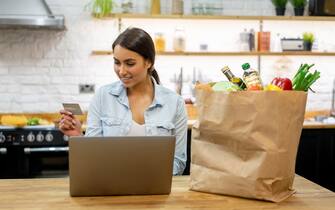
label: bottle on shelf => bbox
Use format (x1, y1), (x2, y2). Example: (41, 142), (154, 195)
(239, 28), (250, 52)
(172, 0), (184, 15)
(249, 29), (255, 51)
(154, 32), (166, 52)
(241, 63), (263, 90)
(150, 0), (161, 15)
(221, 66), (246, 90)
(173, 27), (186, 52)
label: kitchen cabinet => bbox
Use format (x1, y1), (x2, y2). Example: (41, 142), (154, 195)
(91, 14), (335, 72)
(296, 128), (335, 192)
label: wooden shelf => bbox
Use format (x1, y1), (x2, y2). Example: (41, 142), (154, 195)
(91, 50), (335, 56)
(99, 14), (335, 21)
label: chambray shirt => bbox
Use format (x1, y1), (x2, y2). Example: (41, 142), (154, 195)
(85, 80), (188, 175)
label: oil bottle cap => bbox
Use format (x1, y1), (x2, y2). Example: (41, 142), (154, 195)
(242, 63), (250, 70)
(221, 66), (230, 73)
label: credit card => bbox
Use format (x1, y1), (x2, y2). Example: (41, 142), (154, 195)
(62, 103), (83, 115)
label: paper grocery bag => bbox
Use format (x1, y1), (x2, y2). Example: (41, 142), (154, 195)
(189, 89), (307, 202)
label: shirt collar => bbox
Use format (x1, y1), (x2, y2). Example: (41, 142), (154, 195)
(108, 78), (165, 107)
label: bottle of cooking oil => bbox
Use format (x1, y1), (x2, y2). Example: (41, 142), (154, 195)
(241, 63), (263, 90)
(154, 32), (166, 52)
(221, 66), (246, 90)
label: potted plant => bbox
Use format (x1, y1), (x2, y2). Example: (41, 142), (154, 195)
(302, 32), (314, 51)
(271, 0), (288, 16)
(289, 0), (306, 16)
(85, 0), (115, 18)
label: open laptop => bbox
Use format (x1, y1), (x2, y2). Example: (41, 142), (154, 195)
(69, 136), (176, 197)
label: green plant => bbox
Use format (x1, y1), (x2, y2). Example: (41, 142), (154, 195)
(85, 0), (115, 18)
(289, 0), (306, 8)
(303, 32), (315, 43)
(271, 0), (288, 9)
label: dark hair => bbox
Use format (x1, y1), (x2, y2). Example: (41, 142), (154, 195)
(112, 27), (160, 84)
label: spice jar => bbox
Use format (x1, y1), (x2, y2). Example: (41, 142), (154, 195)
(173, 27), (186, 52)
(154, 33), (166, 52)
(172, 0), (184, 15)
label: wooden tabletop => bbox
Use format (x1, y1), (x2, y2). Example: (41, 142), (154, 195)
(187, 120), (335, 129)
(0, 175), (334, 210)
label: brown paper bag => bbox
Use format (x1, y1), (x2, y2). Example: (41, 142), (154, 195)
(190, 89), (307, 202)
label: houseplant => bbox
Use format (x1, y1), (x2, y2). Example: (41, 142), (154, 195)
(289, 0), (306, 16)
(86, 0), (114, 18)
(271, 0), (288, 16)
(302, 32), (314, 51)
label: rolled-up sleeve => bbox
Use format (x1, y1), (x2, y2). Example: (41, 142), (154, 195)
(173, 97), (188, 175)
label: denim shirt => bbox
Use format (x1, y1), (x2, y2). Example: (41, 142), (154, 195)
(85, 80), (188, 175)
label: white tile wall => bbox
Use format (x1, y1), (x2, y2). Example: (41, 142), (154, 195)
(0, 0), (333, 113)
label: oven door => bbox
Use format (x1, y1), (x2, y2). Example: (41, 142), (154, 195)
(23, 146), (69, 178)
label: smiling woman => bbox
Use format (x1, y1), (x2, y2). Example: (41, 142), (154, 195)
(59, 27), (188, 175)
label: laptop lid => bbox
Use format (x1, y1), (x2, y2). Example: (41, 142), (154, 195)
(69, 136), (176, 197)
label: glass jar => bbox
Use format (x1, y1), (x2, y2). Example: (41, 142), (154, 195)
(172, 0), (184, 15)
(173, 27), (186, 52)
(150, 0), (161, 15)
(154, 33), (166, 52)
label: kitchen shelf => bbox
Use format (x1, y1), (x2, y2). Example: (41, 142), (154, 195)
(101, 14), (335, 21)
(91, 50), (335, 56)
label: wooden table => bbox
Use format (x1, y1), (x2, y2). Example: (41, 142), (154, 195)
(0, 176), (334, 210)
(187, 120), (335, 129)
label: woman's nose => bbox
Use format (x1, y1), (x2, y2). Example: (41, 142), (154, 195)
(118, 64), (127, 76)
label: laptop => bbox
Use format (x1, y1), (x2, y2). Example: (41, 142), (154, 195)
(68, 136), (176, 197)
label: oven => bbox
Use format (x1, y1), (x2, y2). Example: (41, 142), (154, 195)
(0, 125), (68, 178)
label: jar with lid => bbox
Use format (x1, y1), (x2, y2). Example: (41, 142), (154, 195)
(154, 32), (166, 52)
(172, 0), (184, 15)
(173, 27), (186, 52)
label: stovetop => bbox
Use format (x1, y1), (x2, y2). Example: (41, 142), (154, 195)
(0, 125), (68, 147)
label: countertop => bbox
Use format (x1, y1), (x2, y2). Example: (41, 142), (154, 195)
(187, 120), (335, 129)
(0, 175), (334, 210)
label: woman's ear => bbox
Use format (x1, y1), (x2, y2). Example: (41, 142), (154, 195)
(145, 60), (152, 71)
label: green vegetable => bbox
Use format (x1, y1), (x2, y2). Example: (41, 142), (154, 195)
(292, 63), (320, 91)
(212, 81), (241, 92)
(27, 117), (40, 126)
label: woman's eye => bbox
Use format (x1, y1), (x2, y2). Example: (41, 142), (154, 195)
(126, 63), (135, 66)
(114, 61), (120, 65)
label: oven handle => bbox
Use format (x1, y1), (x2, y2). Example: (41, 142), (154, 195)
(0, 148), (7, 155)
(24, 147), (69, 154)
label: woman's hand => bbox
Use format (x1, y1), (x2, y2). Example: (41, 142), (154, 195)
(59, 110), (82, 136)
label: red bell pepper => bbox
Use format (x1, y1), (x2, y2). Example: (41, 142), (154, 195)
(271, 77), (293, 90)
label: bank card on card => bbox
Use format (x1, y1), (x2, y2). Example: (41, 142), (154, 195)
(62, 103), (83, 115)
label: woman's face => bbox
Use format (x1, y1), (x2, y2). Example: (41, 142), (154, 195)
(113, 45), (152, 88)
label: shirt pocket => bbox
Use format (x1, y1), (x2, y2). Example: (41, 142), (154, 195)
(101, 117), (123, 136)
(152, 122), (175, 136)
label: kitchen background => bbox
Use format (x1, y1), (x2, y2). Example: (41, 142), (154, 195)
(0, 0), (335, 113)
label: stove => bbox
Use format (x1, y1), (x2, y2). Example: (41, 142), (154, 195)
(0, 125), (69, 178)
(0, 125), (68, 147)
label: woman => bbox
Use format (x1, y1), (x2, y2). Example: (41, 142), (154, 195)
(59, 27), (187, 175)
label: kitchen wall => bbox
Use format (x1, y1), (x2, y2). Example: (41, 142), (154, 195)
(0, 0), (334, 113)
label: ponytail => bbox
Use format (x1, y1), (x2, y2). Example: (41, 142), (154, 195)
(150, 68), (160, 85)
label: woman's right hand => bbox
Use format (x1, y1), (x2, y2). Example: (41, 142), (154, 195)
(59, 110), (82, 136)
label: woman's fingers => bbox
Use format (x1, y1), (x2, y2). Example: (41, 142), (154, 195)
(59, 109), (73, 116)
(60, 118), (75, 130)
(61, 115), (76, 126)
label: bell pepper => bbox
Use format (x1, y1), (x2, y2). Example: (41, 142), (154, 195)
(271, 77), (292, 90)
(264, 84), (282, 91)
